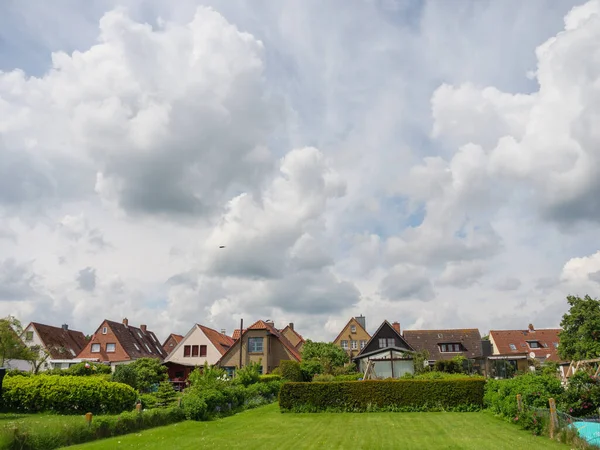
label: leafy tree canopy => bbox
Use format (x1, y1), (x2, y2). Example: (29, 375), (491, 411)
(558, 295), (600, 361)
(301, 340), (349, 373)
(129, 357), (168, 392)
(0, 316), (35, 367)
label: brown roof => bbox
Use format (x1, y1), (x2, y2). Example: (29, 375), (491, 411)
(29, 323), (87, 359)
(104, 320), (167, 360)
(403, 328), (483, 360)
(489, 328), (563, 362)
(232, 329), (246, 340)
(199, 325), (234, 356)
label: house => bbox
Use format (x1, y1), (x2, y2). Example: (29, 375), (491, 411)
(279, 323), (305, 352)
(488, 324), (564, 378)
(403, 328), (484, 372)
(163, 324), (234, 384)
(219, 320), (301, 376)
(332, 315), (371, 359)
(22, 322), (88, 371)
(353, 320), (414, 378)
(77, 318), (166, 369)
(162, 333), (184, 355)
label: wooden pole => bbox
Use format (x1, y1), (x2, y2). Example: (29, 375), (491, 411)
(238, 318), (243, 371)
(548, 398), (558, 438)
(85, 412), (93, 427)
(516, 394), (523, 413)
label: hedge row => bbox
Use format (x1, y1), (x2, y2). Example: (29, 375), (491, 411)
(1, 375), (137, 414)
(0, 407), (185, 450)
(279, 379), (485, 412)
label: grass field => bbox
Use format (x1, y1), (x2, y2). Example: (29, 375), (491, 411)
(0, 412), (89, 428)
(70, 403), (569, 450)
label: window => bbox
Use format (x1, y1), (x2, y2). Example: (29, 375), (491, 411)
(191, 345), (199, 357)
(509, 344), (517, 351)
(134, 343), (141, 351)
(553, 342), (559, 348)
(200, 345), (207, 357)
(387, 338), (395, 347)
(440, 343), (461, 352)
(106, 343), (116, 353)
(248, 337), (263, 353)
(91, 343), (100, 353)
(341, 340), (349, 350)
(351, 340), (357, 350)
(102, 327), (108, 335)
(224, 367), (235, 378)
(378, 338), (387, 349)
(360, 340), (367, 349)
(350, 325), (357, 333)
(528, 341), (540, 349)
(69, 348), (76, 357)
(145, 344), (152, 353)
(183, 345), (191, 357)
(25, 331), (33, 341)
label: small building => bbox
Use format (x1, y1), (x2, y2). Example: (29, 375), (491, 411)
(279, 323), (305, 352)
(163, 324), (234, 387)
(403, 328), (484, 372)
(219, 320), (301, 376)
(488, 324), (564, 378)
(354, 321), (414, 379)
(22, 322), (88, 371)
(162, 333), (184, 355)
(332, 315), (371, 359)
(77, 318), (166, 369)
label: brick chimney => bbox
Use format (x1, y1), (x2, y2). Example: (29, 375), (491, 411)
(62, 324), (69, 331)
(288, 322), (294, 330)
(528, 323), (535, 332)
(220, 329), (227, 335)
(123, 318), (128, 326)
(392, 322), (401, 333)
(140, 324), (147, 333)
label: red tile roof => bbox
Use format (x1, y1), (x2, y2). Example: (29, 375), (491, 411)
(232, 329), (246, 340)
(29, 323), (87, 359)
(490, 328), (563, 362)
(199, 325), (234, 356)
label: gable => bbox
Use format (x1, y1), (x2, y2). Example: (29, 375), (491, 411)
(332, 318), (371, 344)
(30, 323), (87, 360)
(359, 321), (413, 356)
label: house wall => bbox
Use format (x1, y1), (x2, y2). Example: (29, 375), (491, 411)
(219, 330), (295, 374)
(362, 324), (409, 355)
(163, 335), (180, 355)
(22, 324), (46, 371)
(77, 321), (130, 363)
(333, 318), (370, 359)
(164, 326), (223, 367)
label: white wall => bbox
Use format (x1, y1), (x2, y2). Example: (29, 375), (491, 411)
(22, 324), (49, 371)
(165, 325), (223, 366)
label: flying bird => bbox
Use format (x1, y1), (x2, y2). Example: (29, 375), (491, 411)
(219, 245), (226, 249)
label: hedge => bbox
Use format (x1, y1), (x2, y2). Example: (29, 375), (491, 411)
(279, 379), (485, 412)
(0, 407), (185, 450)
(279, 360), (303, 382)
(1, 375), (137, 414)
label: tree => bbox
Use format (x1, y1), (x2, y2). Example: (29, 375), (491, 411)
(0, 316), (35, 367)
(412, 350), (431, 375)
(301, 340), (349, 374)
(112, 364), (138, 389)
(558, 295), (600, 361)
(129, 358), (168, 392)
(28, 345), (51, 374)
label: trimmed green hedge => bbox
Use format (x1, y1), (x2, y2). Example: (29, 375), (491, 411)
(279, 379), (485, 412)
(0, 407), (185, 450)
(1, 375), (137, 414)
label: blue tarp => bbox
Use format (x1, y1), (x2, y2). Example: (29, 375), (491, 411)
(574, 421), (600, 446)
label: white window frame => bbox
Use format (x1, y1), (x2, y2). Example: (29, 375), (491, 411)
(387, 338), (395, 347)
(341, 340), (349, 350)
(102, 327), (108, 335)
(106, 343), (116, 353)
(509, 343), (517, 351)
(350, 325), (356, 334)
(378, 338), (387, 349)
(91, 343), (101, 353)
(145, 343), (152, 353)
(69, 348), (76, 357)
(360, 340), (366, 349)
(134, 343), (141, 351)
(351, 340), (357, 350)
(248, 337), (264, 353)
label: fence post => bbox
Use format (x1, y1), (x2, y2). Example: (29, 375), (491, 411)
(136, 402), (142, 413)
(85, 412), (93, 427)
(516, 394), (523, 413)
(548, 398), (558, 439)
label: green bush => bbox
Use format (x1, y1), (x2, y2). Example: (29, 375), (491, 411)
(139, 393), (158, 409)
(5, 369), (31, 377)
(313, 373), (363, 382)
(300, 360), (323, 381)
(154, 381), (178, 407)
(0, 406), (186, 450)
(280, 360), (303, 382)
(279, 379), (485, 412)
(434, 359), (462, 374)
(259, 374), (282, 383)
(558, 371), (600, 417)
(2, 375), (137, 414)
(128, 358), (168, 393)
(484, 373), (563, 419)
(65, 362), (112, 376)
(234, 361), (260, 386)
(111, 364), (138, 390)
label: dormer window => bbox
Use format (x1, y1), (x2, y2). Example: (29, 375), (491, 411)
(509, 344), (517, 351)
(350, 325), (357, 334)
(440, 343), (461, 352)
(527, 341), (540, 349)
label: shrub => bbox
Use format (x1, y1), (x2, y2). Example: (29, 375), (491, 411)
(434, 359), (462, 374)
(2, 375), (137, 414)
(313, 373), (363, 382)
(234, 361), (260, 387)
(279, 378), (485, 412)
(259, 374), (282, 383)
(111, 364), (138, 390)
(139, 393), (159, 409)
(5, 369), (31, 377)
(484, 373), (563, 418)
(559, 371), (600, 417)
(129, 358), (168, 393)
(155, 381), (178, 407)
(65, 361), (111, 376)
(181, 395), (208, 420)
(300, 360), (323, 381)
(188, 363), (229, 390)
(280, 360), (303, 382)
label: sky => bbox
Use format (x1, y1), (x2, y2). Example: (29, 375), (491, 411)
(1, 0), (600, 343)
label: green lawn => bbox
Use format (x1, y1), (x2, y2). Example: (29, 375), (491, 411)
(70, 404), (569, 450)
(0, 412), (89, 428)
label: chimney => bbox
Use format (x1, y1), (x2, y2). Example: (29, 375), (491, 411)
(265, 319), (274, 324)
(392, 322), (401, 334)
(62, 324), (69, 331)
(140, 324), (147, 333)
(221, 329), (227, 335)
(355, 315), (366, 330)
(288, 322), (294, 330)
(123, 318), (128, 326)
(528, 323), (535, 332)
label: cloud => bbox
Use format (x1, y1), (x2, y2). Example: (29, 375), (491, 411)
(379, 264), (434, 301)
(0, 258), (38, 301)
(76, 267), (96, 291)
(437, 260), (486, 288)
(494, 277), (522, 291)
